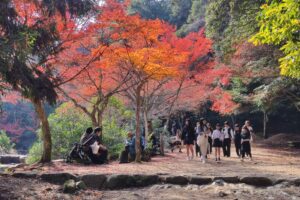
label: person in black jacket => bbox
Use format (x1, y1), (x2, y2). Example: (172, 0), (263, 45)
(241, 125), (252, 161)
(233, 123), (241, 157)
(83, 127), (108, 164)
(80, 127), (93, 145)
(181, 119), (196, 160)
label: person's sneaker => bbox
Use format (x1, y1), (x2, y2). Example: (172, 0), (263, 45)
(215, 158), (218, 161)
(218, 158), (221, 161)
(202, 159), (206, 164)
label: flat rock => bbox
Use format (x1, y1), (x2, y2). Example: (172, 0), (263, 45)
(212, 179), (225, 186)
(80, 174), (107, 189)
(189, 177), (212, 185)
(240, 177), (273, 187)
(12, 172), (37, 179)
(164, 176), (189, 185)
(133, 175), (159, 187)
(291, 178), (300, 186)
(40, 173), (77, 184)
(0, 155), (25, 164)
(213, 176), (239, 183)
(106, 174), (136, 189)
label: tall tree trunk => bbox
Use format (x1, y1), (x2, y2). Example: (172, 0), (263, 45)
(32, 98), (52, 163)
(263, 110), (268, 139)
(135, 85), (142, 162)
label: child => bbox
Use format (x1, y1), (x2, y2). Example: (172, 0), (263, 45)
(212, 123), (223, 161)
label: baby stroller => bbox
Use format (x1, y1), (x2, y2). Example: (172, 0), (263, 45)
(65, 142), (91, 164)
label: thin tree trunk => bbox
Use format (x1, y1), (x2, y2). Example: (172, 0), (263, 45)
(263, 110), (268, 139)
(135, 85), (142, 162)
(32, 98), (52, 163)
(91, 115), (98, 128)
(160, 119), (168, 156)
(143, 110), (148, 145)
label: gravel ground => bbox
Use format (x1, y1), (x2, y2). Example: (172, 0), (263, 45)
(0, 176), (299, 200)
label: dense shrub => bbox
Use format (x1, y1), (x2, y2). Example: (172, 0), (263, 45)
(0, 130), (15, 154)
(27, 99), (132, 163)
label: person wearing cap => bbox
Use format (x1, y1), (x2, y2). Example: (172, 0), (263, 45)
(222, 121), (234, 157)
(233, 123), (242, 157)
(212, 123), (224, 161)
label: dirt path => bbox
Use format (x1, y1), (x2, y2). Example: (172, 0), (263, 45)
(13, 145), (300, 180)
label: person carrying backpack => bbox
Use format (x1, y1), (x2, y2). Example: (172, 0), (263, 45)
(241, 124), (253, 161)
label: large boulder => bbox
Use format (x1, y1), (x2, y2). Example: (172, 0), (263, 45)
(63, 179), (77, 194)
(189, 177), (212, 185)
(106, 174), (136, 190)
(133, 175), (159, 187)
(40, 173), (77, 184)
(164, 176), (189, 185)
(240, 177), (273, 187)
(80, 174), (107, 189)
(76, 181), (87, 190)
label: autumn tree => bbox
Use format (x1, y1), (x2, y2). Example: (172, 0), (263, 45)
(0, 0), (96, 162)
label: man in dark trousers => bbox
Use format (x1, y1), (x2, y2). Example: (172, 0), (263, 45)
(233, 123), (242, 157)
(83, 127), (108, 164)
(222, 121), (233, 157)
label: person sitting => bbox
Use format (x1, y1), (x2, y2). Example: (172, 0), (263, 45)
(80, 127), (94, 145)
(83, 127), (108, 164)
(148, 131), (159, 155)
(124, 132), (145, 161)
(119, 132), (134, 163)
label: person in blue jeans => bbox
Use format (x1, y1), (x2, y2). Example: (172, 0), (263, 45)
(126, 132), (145, 161)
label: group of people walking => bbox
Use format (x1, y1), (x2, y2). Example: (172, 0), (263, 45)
(180, 118), (254, 163)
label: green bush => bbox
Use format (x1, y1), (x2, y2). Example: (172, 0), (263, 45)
(0, 130), (15, 154)
(26, 142), (42, 164)
(27, 98), (132, 163)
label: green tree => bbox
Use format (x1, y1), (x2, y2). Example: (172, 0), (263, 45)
(0, 130), (15, 153)
(250, 0), (300, 78)
(205, 0), (262, 60)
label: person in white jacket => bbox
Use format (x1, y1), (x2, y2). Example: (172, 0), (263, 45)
(212, 123), (224, 162)
(197, 121), (209, 163)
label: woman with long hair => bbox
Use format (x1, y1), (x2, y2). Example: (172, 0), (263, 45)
(181, 119), (196, 160)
